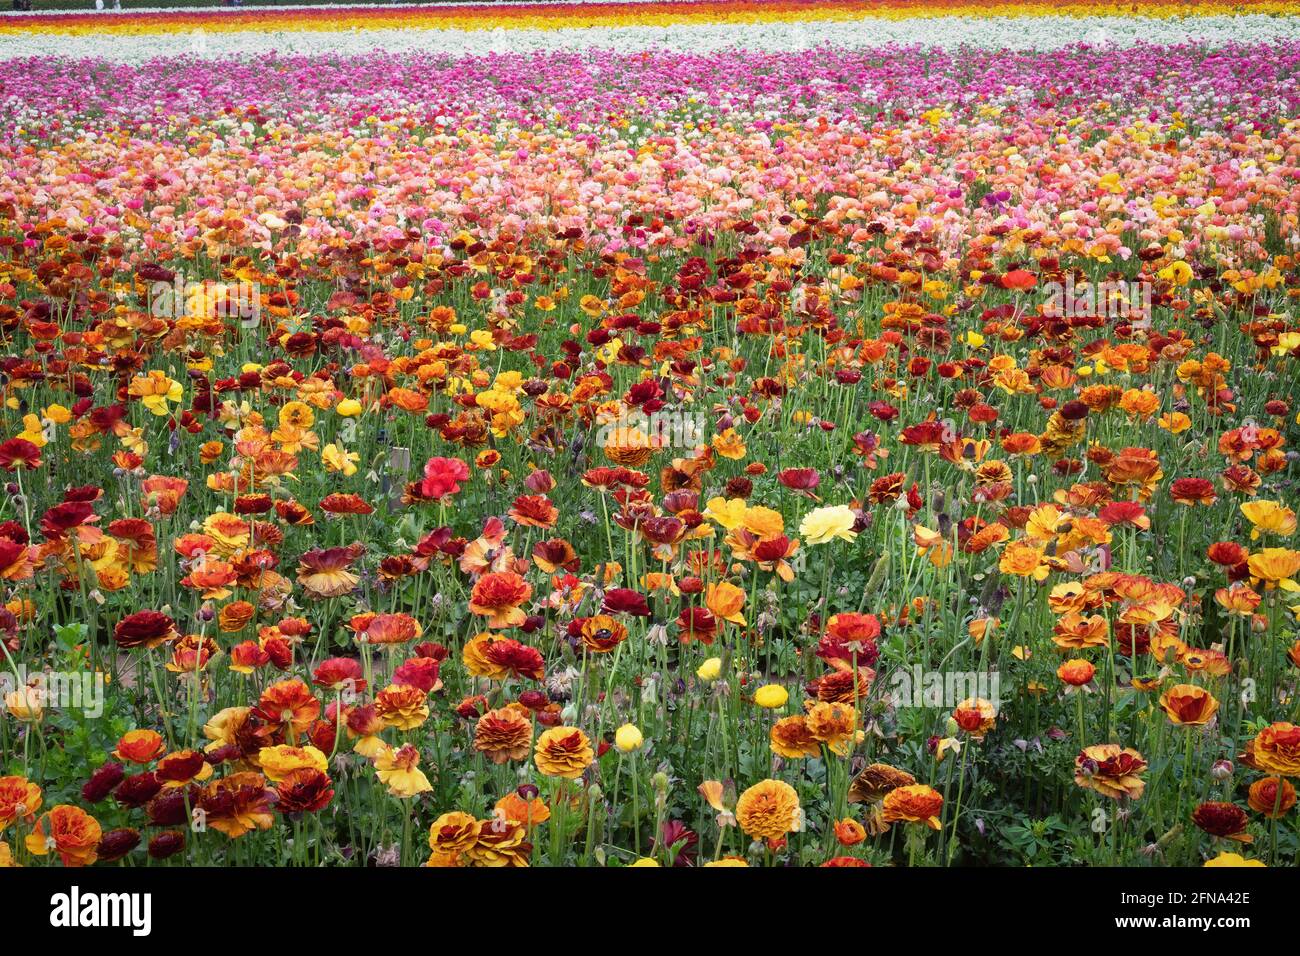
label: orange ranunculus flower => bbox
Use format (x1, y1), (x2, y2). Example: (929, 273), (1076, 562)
(218, 600), (256, 633)
(805, 701), (861, 755)
(469, 571), (533, 629)
(882, 784), (943, 829)
(167, 634), (219, 674)
(257, 744), (328, 783)
(141, 475), (188, 516)
(235, 635), (276, 679)
(1216, 584), (1261, 616)
(1240, 500), (1297, 539)
(1247, 777), (1296, 818)
(1075, 744), (1147, 800)
(833, 817), (866, 846)
(736, 778), (800, 840)
(847, 763), (916, 805)
(1159, 684), (1219, 726)
(532, 538), (578, 574)
(274, 768), (334, 814)
(1052, 612), (1109, 650)
(254, 679), (321, 737)
(496, 792), (550, 829)
(462, 633), (545, 681)
(999, 540), (1050, 581)
(534, 726), (593, 779)
(351, 612), (423, 645)
(113, 729), (166, 764)
(0, 775), (42, 831)
(824, 612), (881, 647)
(1105, 447), (1163, 499)
(474, 705), (534, 764)
(507, 494), (558, 529)
(579, 614), (627, 654)
(156, 749), (214, 788)
(1242, 723), (1300, 777)
(25, 805), (101, 866)
(1057, 659), (1096, 686)
(769, 715), (820, 759)
(386, 387), (428, 413)
(295, 546), (360, 598)
(704, 581), (746, 625)
(742, 505), (784, 540)
(374, 684), (430, 731)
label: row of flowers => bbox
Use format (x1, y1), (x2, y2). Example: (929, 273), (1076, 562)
(8, 18), (1300, 60)
(6, 0), (1300, 37)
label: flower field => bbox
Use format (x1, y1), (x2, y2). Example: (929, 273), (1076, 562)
(0, 0), (1299, 871)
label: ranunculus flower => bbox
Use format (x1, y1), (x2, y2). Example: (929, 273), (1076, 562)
(420, 456), (471, 499)
(799, 504), (858, 545)
(882, 784), (944, 830)
(736, 778), (800, 840)
(534, 726), (593, 779)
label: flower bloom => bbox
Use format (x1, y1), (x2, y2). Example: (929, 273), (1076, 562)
(128, 370), (183, 416)
(1191, 802), (1251, 842)
(1159, 684), (1219, 726)
(469, 572), (533, 629)
(0, 776), (42, 831)
(1242, 723), (1300, 777)
(1203, 852), (1265, 868)
(1074, 744), (1147, 800)
(474, 706), (534, 764)
(373, 743), (432, 798)
(1247, 777), (1296, 817)
(25, 805), (101, 866)
(736, 779), (800, 841)
(614, 723), (643, 753)
(1057, 659), (1096, 686)
(882, 784), (944, 830)
(534, 726), (593, 779)
(753, 684), (788, 709)
(798, 505), (858, 545)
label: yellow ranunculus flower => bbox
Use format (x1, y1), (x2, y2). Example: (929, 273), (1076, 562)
(614, 724), (643, 753)
(321, 442), (359, 477)
(128, 370), (183, 416)
(799, 505), (858, 545)
(1204, 852), (1265, 868)
(1240, 500), (1296, 540)
(753, 684), (789, 709)
(704, 496), (747, 531)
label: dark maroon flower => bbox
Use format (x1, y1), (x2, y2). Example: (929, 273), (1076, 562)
(97, 828), (141, 863)
(601, 587), (651, 617)
(114, 772), (163, 809)
(147, 830), (186, 860)
(82, 762), (126, 803)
